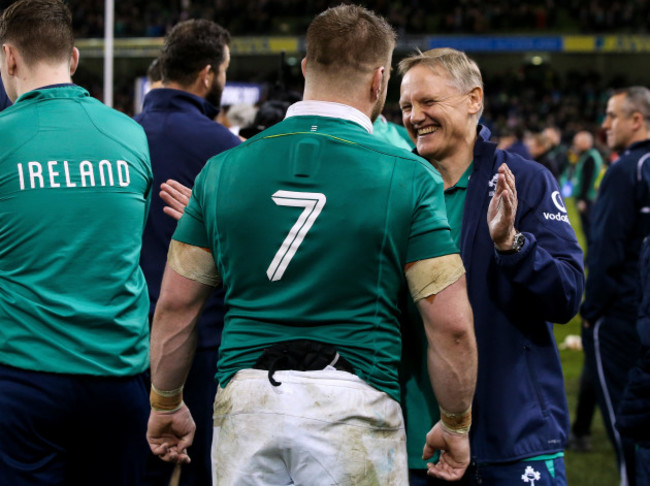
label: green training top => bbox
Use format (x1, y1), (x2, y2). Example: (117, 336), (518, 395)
(173, 101), (458, 402)
(0, 85), (153, 376)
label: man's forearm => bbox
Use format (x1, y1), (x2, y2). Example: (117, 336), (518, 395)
(426, 329), (476, 413)
(418, 276), (477, 413)
(150, 264), (212, 391)
(150, 303), (199, 392)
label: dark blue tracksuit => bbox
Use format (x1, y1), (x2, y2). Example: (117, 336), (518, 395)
(413, 127), (584, 486)
(617, 237), (650, 486)
(462, 127), (583, 485)
(581, 139), (650, 486)
(135, 88), (241, 486)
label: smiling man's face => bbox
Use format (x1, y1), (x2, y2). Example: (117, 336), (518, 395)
(399, 64), (473, 162)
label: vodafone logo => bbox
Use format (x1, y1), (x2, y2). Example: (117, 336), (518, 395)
(544, 191), (570, 223)
(551, 191), (567, 213)
(543, 212), (570, 223)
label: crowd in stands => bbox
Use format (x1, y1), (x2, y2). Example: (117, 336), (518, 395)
(59, 0), (641, 158)
(62, 0), (650, 38)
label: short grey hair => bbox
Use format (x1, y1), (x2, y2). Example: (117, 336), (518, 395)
(398, 47), (484, 119)
(616, 86), (650, 128)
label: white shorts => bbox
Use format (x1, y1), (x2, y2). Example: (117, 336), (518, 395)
(211, 368), (407, 485)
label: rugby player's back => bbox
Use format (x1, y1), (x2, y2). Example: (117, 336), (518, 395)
(0, 86), (153, 376)
(175, 112), (453, 400)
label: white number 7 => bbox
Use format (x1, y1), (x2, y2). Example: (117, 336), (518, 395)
(266, 190), (326, 281)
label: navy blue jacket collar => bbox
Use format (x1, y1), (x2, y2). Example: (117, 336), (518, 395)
(623, 138), (650, 156)
(458, 125), (496, 269)
(141, 88), (219, 120)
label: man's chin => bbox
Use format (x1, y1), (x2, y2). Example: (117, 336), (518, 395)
(416, 143), (437, 161)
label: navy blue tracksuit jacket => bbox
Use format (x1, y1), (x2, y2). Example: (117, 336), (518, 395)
(581, 139), (650, 324)
(464, 126), (584, 463)
(135, 88), (241, 349)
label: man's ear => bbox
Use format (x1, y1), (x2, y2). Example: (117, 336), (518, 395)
(2, 43), (18, 76)
(198, 64), (212, 89)
(70, 47), (80, 76)
(467, 86), (483, 116)
(631, 111), (645, 132)
(371, 66), (385, 101)
(301, 57), (307, 78)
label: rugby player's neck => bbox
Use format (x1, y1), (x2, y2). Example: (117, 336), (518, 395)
(16, 64), (73, 97)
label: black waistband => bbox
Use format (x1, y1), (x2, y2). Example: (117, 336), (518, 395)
(252, 339), (355, 386)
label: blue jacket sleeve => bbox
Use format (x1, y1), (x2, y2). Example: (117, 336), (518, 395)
(581, 163), (637, 322)
(0, 78), (12, 111)
(494, 163), (585, 324)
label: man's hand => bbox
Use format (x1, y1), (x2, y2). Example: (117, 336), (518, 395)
(488, 163), (518, 251)
(146, 403), (196, 464)
(160, 179), (192, 221)
(423, 421), (471, 481)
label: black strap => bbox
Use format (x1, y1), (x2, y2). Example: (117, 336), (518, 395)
(252, 340), (355, 386)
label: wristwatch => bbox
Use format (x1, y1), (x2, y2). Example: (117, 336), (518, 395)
(496, 232), (525, 255)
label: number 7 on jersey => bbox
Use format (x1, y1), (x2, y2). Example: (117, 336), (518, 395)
(266, 190), (326, 281)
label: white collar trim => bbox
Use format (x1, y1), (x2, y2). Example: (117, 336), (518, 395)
(285, 100), (373, 134)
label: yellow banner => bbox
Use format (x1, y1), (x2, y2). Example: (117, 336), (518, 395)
(230, 37), (299, 55)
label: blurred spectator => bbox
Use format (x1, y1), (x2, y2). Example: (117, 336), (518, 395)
(543, 126), (570, 178)
(562, 130), (603, 244)
(497, 124), (531, 159)
(527, 131), (560, 178)
(224, 102), (257, 137)
(238, 99), (292, 139)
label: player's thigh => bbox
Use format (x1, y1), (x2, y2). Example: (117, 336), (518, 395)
(290, 417), (407, 486)
(284, 370), (408, 485)
(211, 369), (407, 486)
(211, 380), (292, 486)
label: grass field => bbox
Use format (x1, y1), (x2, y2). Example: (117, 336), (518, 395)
(557, 199), (619, 486)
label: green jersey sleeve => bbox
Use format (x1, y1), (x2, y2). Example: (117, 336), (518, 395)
(407, 161), (459, 262)
(173, 168), (211, 249)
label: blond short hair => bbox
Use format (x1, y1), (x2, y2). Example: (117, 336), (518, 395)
(305, 5), (396, 76)
(399, 48), (484, 119)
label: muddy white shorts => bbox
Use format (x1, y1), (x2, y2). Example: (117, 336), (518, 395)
(211, 368), (407, 485)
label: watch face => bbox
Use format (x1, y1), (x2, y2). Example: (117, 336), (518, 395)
(513, 233), (525, 251)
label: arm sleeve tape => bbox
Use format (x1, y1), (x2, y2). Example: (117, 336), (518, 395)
(406, 253), (465, 302)
(167, 240), (221, 287)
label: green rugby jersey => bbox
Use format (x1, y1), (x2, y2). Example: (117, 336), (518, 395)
(0, 85), (152, 376)
(173, 101), (458, 401)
